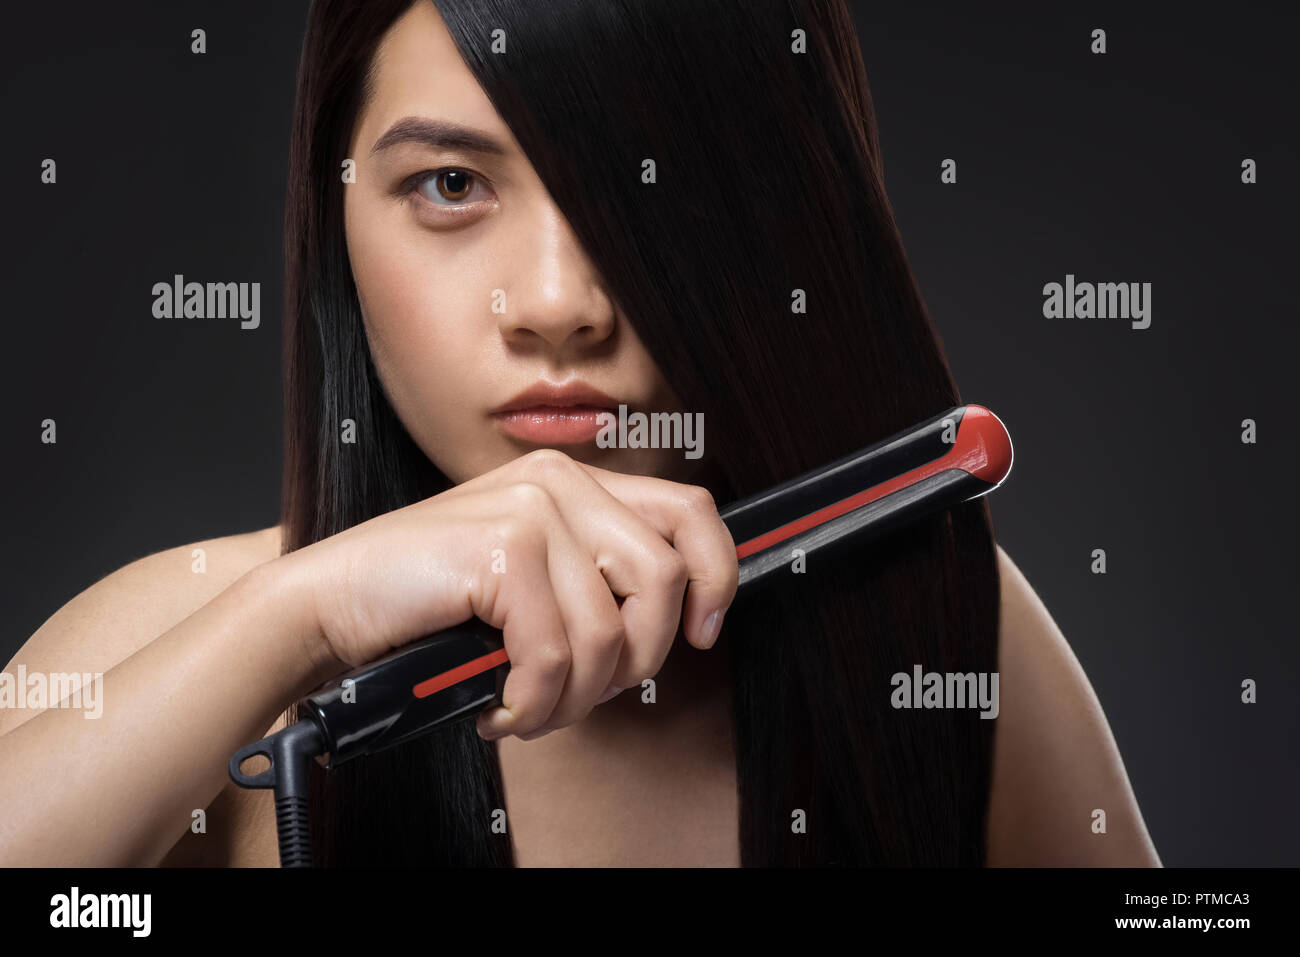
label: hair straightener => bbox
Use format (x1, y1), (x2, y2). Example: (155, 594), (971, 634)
(230, 403), (1013, 866)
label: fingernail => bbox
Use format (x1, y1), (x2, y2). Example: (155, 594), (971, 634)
(699, 608), (725, 648)
(518, 725), (553, 741)
(596, 684), (625, 704)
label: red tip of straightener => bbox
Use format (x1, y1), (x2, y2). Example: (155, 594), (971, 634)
(954, 404), (1013, 486)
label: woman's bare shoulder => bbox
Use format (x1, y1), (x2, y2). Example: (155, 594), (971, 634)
(987, 543), (1161, 866)
(2, 524), (285, 735)
(40, 522), (284, 646)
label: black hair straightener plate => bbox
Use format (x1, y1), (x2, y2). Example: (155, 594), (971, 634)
(230, 402), (1013, 866)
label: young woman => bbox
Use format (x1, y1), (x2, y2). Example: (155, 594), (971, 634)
(0, 0), (1160, 867)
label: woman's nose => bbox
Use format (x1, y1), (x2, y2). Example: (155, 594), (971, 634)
(496, 203), (616, 351)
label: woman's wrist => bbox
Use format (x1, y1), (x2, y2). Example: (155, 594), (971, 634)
(238, 552), (345, 698)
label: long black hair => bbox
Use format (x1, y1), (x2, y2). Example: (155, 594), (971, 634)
(281, 0), (1001, 866)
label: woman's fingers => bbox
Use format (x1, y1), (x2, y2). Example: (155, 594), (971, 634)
(473, 480), (628, 739)
(458, 449), (738, 652)
(604, 531), (689, 687)
(506, 452), (738, 655)
(449, 449), (740, 739)
(472, 484), (572, 740)
(564, 462), (739, 650)
(509, 452), (703, 673)
(531, 513), (627, 730)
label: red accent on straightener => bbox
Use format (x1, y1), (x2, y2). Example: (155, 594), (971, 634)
(412, 648), (510, 699)
(733, 405), (1011, 559)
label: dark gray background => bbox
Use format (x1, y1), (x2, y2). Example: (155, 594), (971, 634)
(1, 1), (1295, 866)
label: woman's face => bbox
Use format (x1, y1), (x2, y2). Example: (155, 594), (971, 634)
(344, 1), (693, 486)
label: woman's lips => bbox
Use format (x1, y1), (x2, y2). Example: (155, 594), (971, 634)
(492, 405), (615, 444)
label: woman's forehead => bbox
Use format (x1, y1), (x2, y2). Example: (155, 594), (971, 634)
(355, 1), (515, 158)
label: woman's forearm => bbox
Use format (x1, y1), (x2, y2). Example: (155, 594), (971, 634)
(0, 560), (337, 866)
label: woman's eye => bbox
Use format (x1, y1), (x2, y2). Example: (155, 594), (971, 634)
(412, 169), (488, 207)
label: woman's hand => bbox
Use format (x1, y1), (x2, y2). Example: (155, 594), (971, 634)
(277, 449), (738, 741)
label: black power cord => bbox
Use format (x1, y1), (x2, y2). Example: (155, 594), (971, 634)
(228, 720), (325, 867)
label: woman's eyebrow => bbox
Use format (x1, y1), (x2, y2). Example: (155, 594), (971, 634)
(370, 116), (509, 157)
